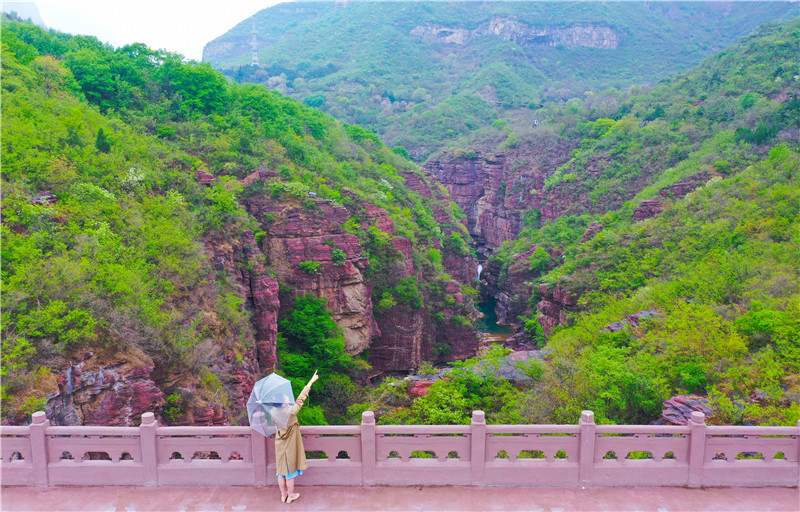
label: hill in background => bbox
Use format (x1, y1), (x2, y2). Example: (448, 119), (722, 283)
(204, 1), (797, 158)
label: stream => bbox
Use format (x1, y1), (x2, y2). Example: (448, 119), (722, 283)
(473, 295), (515, 346)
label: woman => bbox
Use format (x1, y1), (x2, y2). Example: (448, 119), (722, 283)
(271, 370), (319, 504)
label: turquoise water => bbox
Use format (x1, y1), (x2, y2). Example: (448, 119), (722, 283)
(473, 297), (515, 335)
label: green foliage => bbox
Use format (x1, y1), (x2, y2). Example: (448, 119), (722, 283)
(392, 146), (410, 159)
(278, 294), (357, 378)
(303, 93), (326, 108)
(527, 246), (550, 273)
(278, 295), (370, 422)
(94, 128), (111, 153)
(211, 2), (795, 158)
(299, 261), (322, 274)
(331, 248), (347, 266)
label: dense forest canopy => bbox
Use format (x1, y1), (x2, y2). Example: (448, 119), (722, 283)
(1, 11), (798, 429)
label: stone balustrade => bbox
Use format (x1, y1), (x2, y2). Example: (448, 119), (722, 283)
(2, 410), (797, 488)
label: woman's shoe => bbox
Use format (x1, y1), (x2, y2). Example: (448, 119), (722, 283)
(286, 493), (300, 504)
(281, 495), (287, 503)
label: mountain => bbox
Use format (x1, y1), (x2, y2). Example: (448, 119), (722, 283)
(402, 18), (799, 426)
(204, 1), (797, 158)
(3, 13), (798, 430)
(1, 16), (480, 427)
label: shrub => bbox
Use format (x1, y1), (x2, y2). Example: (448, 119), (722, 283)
(331, 248), (347, 266)
(299, 261), (321, 274)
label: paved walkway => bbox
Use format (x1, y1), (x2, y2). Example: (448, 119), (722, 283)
(2, 486), (798, 512)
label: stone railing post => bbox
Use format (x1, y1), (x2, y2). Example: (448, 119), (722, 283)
(795, 419), (800, 486)
(579, 410), (595, 487)
(251, 435), (268, 486)
(29, 411), (49, 487)
(140, 412), (159, 486)
(687, 411), (706, 488)
(250, 412), (268, 486)
(360, 411), (376, 486)
(470, 410), (486, 485)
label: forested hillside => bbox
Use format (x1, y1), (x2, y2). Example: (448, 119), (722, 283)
(1, 17), (479, 427)
(205, 1), (797, 158)
(2, 13), (798, 431)
(353, 19), (800, 427)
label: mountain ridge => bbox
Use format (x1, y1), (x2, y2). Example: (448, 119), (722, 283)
(204, 1), (798, 158)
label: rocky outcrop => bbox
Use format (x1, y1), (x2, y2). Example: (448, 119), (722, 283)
(426, 143), (573, 254)
(536, 279), (580, 336)
(370, 309), (427, 371)
(410, 24), (471, 45)
(411, 19), (622, 49)
(659, 171), (711, 200)
(482, 18), (622, 49)
(46, 350), (164, 426)
(605, 309), (659, 333)
(207, 231), (280, 372)
(655, 395), (713, 425)
(579, 222), (605, 244)
(633, 199), (663, 222)
(245, 196), (377, 355)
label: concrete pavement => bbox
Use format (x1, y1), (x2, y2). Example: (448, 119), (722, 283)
(2, 485), (799, 512)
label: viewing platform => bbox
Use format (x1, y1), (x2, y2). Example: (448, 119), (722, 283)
(4, 484), (799, 511)
(2, 409), (797, 497)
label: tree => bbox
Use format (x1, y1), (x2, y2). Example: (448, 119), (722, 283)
(95, 128), (111, 153)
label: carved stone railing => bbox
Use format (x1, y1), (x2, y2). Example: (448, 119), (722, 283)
(2, 410), (797, 487)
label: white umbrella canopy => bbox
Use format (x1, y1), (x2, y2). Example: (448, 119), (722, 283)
(247, 373), (295, 437)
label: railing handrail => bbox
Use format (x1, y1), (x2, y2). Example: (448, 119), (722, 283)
(705, 425), (797, 436)
(2, 410), (797, 489)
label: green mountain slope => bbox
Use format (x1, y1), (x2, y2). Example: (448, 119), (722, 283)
(349, 19), (800, 427)
(204, 1), (797, 158)
(0, 18), (475, 425)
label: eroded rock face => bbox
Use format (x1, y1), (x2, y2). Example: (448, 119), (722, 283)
(246, 197), (376, 355)
(633, 199), (663, 222)
(536, 278), (581, 336)
(655, 395), (713, 425)
(207, 231), (280, 372)
(46, 351), (164, 426)
(580, 222), (605, 245)
(411, 19), (622, 49)
(426, 143), (573, 254)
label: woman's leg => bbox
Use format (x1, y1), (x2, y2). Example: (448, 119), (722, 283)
(277, 476), (287, 500)
(286, 474), (301, 502)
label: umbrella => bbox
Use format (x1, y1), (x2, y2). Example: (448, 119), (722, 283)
(247, 373), (295, 437)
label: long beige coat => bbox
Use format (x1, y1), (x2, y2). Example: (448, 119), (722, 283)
(274, 381), (312, 476)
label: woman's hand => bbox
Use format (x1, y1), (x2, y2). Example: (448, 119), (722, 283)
(309, 370), (319, 385)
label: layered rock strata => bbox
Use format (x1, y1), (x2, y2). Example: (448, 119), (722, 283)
(426, 144), (573, 254)
(536, 279), (581, 336)
(244, 196), (377, 355)
(412, 18), (622, 49)
(46, 350), (164, 426)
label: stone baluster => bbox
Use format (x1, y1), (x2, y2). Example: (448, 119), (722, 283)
(470, 410), (486, 485)
(579, 410), (595, 487)
(140, 412), (159, 486)
(361, 411), (376, 485)
(688, 411), (706, 488)
(30, 411), (49, 487)
(250, 411), (268, 486)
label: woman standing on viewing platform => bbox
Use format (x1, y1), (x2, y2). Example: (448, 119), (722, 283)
(271, 370), (319, 504)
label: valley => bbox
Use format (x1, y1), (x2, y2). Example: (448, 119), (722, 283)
(1, 5), (798, 430)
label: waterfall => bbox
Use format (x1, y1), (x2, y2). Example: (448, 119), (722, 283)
(66, 365), (74, 394)
(477, 263), (483, 280)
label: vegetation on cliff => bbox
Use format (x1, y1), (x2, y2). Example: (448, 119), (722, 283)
(363, 20), (799, 427)
(0, 16), (474, 425)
